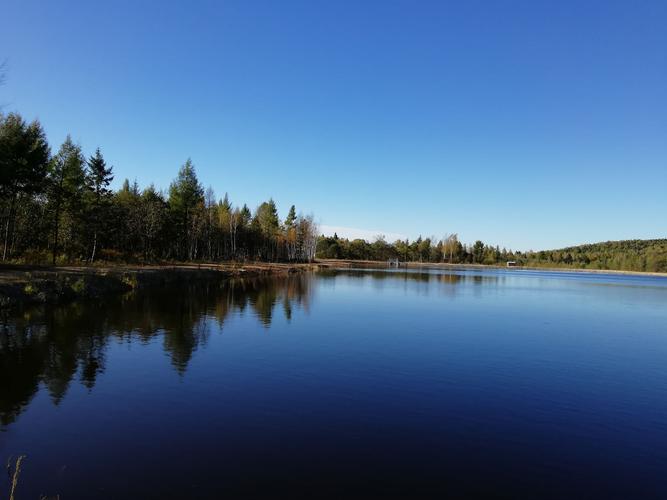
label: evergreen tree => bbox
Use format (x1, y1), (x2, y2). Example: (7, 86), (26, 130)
(85, 148), (114, 262)
(140, 185), (167, 260)
(217, 194), (232, 258)
(472, 240), (485, 263)
(254, 199), (280, 260)
(285, 204), (297, 228)
(168, 159), (204, 260)
(0, 113), (50, 259)
(240, 204), (251, 223)
(284, 205), (298, 260)
(256, 199), (280, 236)
(114, 178), (142, 255)
(47, 136), (85, 264)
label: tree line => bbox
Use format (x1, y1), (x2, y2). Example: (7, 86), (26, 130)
(3, 111), (663, 273)
(0, 112), (317, 264)
(316, 233), (523, 265)
(316, 234), (667, 273)
(522, 239), (667, 273)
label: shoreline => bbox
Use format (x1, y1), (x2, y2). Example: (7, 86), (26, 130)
(0, 262), (321, 309)
(2, 258), (664, 309)
(317, 259), (667, 278)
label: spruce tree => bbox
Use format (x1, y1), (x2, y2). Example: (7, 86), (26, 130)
(0, 113), (50, 259)
(285, 204), (297, 228)
(47, 136), (85, 264)
(168, 159), (204, 259)
(85, 148), (114, 262)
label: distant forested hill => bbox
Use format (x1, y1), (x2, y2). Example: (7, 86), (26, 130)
(316, 235), (667, 273)
(524, 239), (667, 273)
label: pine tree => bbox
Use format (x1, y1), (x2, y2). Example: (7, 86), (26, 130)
(168, 159), (204, 259)
(0, 113), (50, 259)
(85, 148), (114, 262)
(285, 204), (297, 228)
(140, 185), (167, 260)
(255, 199), (279, 236)
(284, 205), (298, 260)
(240, 204), (251, 223)
(47, 136), (85, 264)
(220, 193), (231, 212)
(254, 199), (280, 260)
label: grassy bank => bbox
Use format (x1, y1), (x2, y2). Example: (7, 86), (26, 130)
(0, 262), (320, 309)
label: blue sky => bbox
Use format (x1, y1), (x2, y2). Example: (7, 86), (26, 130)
(2, 0), (666, 250)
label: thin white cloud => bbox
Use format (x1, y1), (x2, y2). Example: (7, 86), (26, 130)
(319, 225), (407, 242)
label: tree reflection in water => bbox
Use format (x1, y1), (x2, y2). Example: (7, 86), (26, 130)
(0, 269), (485, 427)
(0, 273), (314, 426)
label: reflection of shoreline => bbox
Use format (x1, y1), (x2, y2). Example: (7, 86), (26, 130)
(322, 269), (499, 285)
(0, 274), (315, 426)
(318, 259), (667, 278)
(0, 262), (320, 310)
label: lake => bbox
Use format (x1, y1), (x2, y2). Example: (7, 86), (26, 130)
(2, 268), (667, 499)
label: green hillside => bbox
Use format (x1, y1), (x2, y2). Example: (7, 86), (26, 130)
(524, 239), (667, 273)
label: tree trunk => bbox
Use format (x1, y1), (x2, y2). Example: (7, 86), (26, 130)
(52, 199), (61, 265)
(90, 230), (97, 263)
(2, 217), (9, 261)
(2, 194), (16, 261)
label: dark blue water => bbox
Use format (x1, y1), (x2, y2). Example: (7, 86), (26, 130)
(2, 269), (667, 499)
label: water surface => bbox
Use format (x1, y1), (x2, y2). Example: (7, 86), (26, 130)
(2, 269), (667, 498)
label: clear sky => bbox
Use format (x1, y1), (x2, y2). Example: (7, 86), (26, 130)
(2, 0), (666, 250)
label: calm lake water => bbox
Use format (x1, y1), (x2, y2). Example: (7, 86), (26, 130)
(2, 268), (667, 499)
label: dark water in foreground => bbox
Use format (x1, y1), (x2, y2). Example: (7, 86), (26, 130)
(2, 269), (667, 499)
